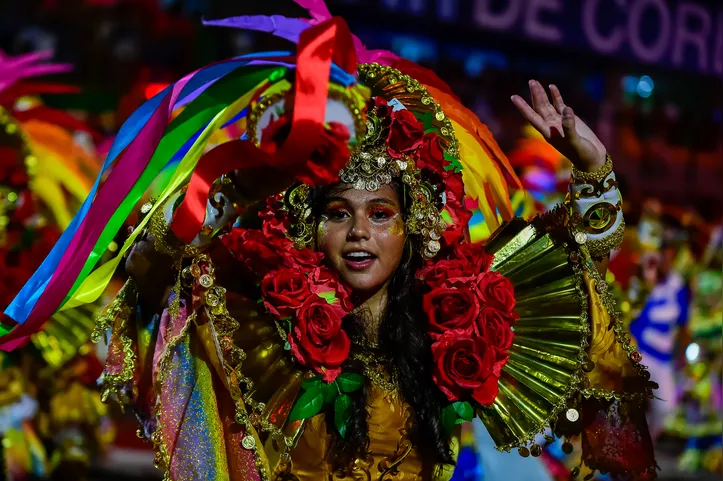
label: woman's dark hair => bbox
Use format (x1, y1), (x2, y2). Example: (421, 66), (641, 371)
(312, 182), (455, 475)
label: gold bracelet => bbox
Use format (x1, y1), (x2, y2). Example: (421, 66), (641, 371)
(571, 154), (613, 184)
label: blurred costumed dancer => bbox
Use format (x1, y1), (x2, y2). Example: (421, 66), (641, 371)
(2, 3), (654, 480)
(628, 201), (691, 439)
(665, 225), (722, 474)
(0, 50), (111, 480)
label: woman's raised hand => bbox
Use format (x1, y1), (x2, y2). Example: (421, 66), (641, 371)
(511, 80), (607, 172)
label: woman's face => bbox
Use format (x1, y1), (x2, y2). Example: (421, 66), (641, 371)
(317, 184), (407, 295)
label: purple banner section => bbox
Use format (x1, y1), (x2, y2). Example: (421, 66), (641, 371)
(340, 0), (723, 77)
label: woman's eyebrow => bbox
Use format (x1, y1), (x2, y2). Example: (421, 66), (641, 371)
(367, 198), (397, 207)
(323, 197), (348, 206)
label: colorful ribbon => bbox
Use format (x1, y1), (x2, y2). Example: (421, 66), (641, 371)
(171, 18), (357, 243)
(1, 19), (362, 350)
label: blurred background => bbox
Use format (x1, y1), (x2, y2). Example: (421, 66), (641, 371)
(0, 0), (720, 480)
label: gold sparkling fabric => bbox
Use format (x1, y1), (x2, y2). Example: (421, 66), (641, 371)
(285, 384), (458, 481)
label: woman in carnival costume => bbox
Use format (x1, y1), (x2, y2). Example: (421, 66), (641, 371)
(1, 3), (655, 480)
(0, 50), (111, 480)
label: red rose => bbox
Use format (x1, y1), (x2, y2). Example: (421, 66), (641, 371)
(373, 96), (392, 120)
(477, 272), (516, 314)
(289, 297), (350, 382)
(418, 258), (466, 288)
(431, 329), (499, 406)
(416, 132), (445, 174)
(297, 122), (351, 186)
(308, 267), (353, 312)
(443, 171), (465, 204)
(261, 268), (311, 319)
(476, 307), (515, 365)
(221, 228), (285, 277)
(453, 243), (494, 275)
(259, 194), (289, 239)
(386, 109), (425, 158)
(282, 247), (324, 270)
(441, 173), (471, 246)
(423, 285), (478, 338)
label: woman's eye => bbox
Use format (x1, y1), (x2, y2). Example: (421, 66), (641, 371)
(370, 210), (393, 221)
(327, 210), (350, 221)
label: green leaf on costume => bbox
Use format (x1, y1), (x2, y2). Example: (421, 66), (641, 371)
(289, 387), (325, 421)
(334, 394), (352, 439)
(283, 341), (291, 351)
(453, 401), (474, 422)
(335, 372), (364, 393)
(440, 209), (453, 225)
(317, 291), (338, 305)
(414, 111), (435, 130)
(301, 376), (322, 392)
(440, 404), (458, 436)
(322, 382), (339, 405)
(443, 152), (464, 173)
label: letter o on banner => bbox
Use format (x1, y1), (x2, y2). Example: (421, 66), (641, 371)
(628, 0), (672, 63)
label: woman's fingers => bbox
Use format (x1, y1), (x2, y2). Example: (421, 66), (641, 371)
(561, 107), (582, 148)
(511, 95), (548, 136)
(549, 84), (566, 115)
(528, 79), (557, 119)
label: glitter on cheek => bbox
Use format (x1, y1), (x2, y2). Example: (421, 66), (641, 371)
(316, 219), (328, 245)
(387, 216), (405, 236)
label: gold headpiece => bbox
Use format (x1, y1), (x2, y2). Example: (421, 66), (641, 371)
(248, 63), (462, 259)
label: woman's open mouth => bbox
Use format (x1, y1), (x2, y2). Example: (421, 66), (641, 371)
(342, 251), (377, 270)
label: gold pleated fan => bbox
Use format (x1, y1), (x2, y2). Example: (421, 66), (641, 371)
(30, 304), (98, 370)
(479, 218), (588, 452)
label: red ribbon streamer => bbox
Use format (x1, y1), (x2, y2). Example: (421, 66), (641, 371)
(170, 17), (357, 244)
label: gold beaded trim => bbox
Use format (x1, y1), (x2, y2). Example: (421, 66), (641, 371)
(95, 279), (139, 407)
(578, 243), (655, 396)
(146, 206), (201, 260)
(585, 219), (626, 259)
(349, 349), (398, 393)
(246, 83), (366, 147)
(571, 154), (613, 184)
(358, 63), (460, 156)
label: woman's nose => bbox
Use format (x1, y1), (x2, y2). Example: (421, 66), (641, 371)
(347, 215), (371, 241)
